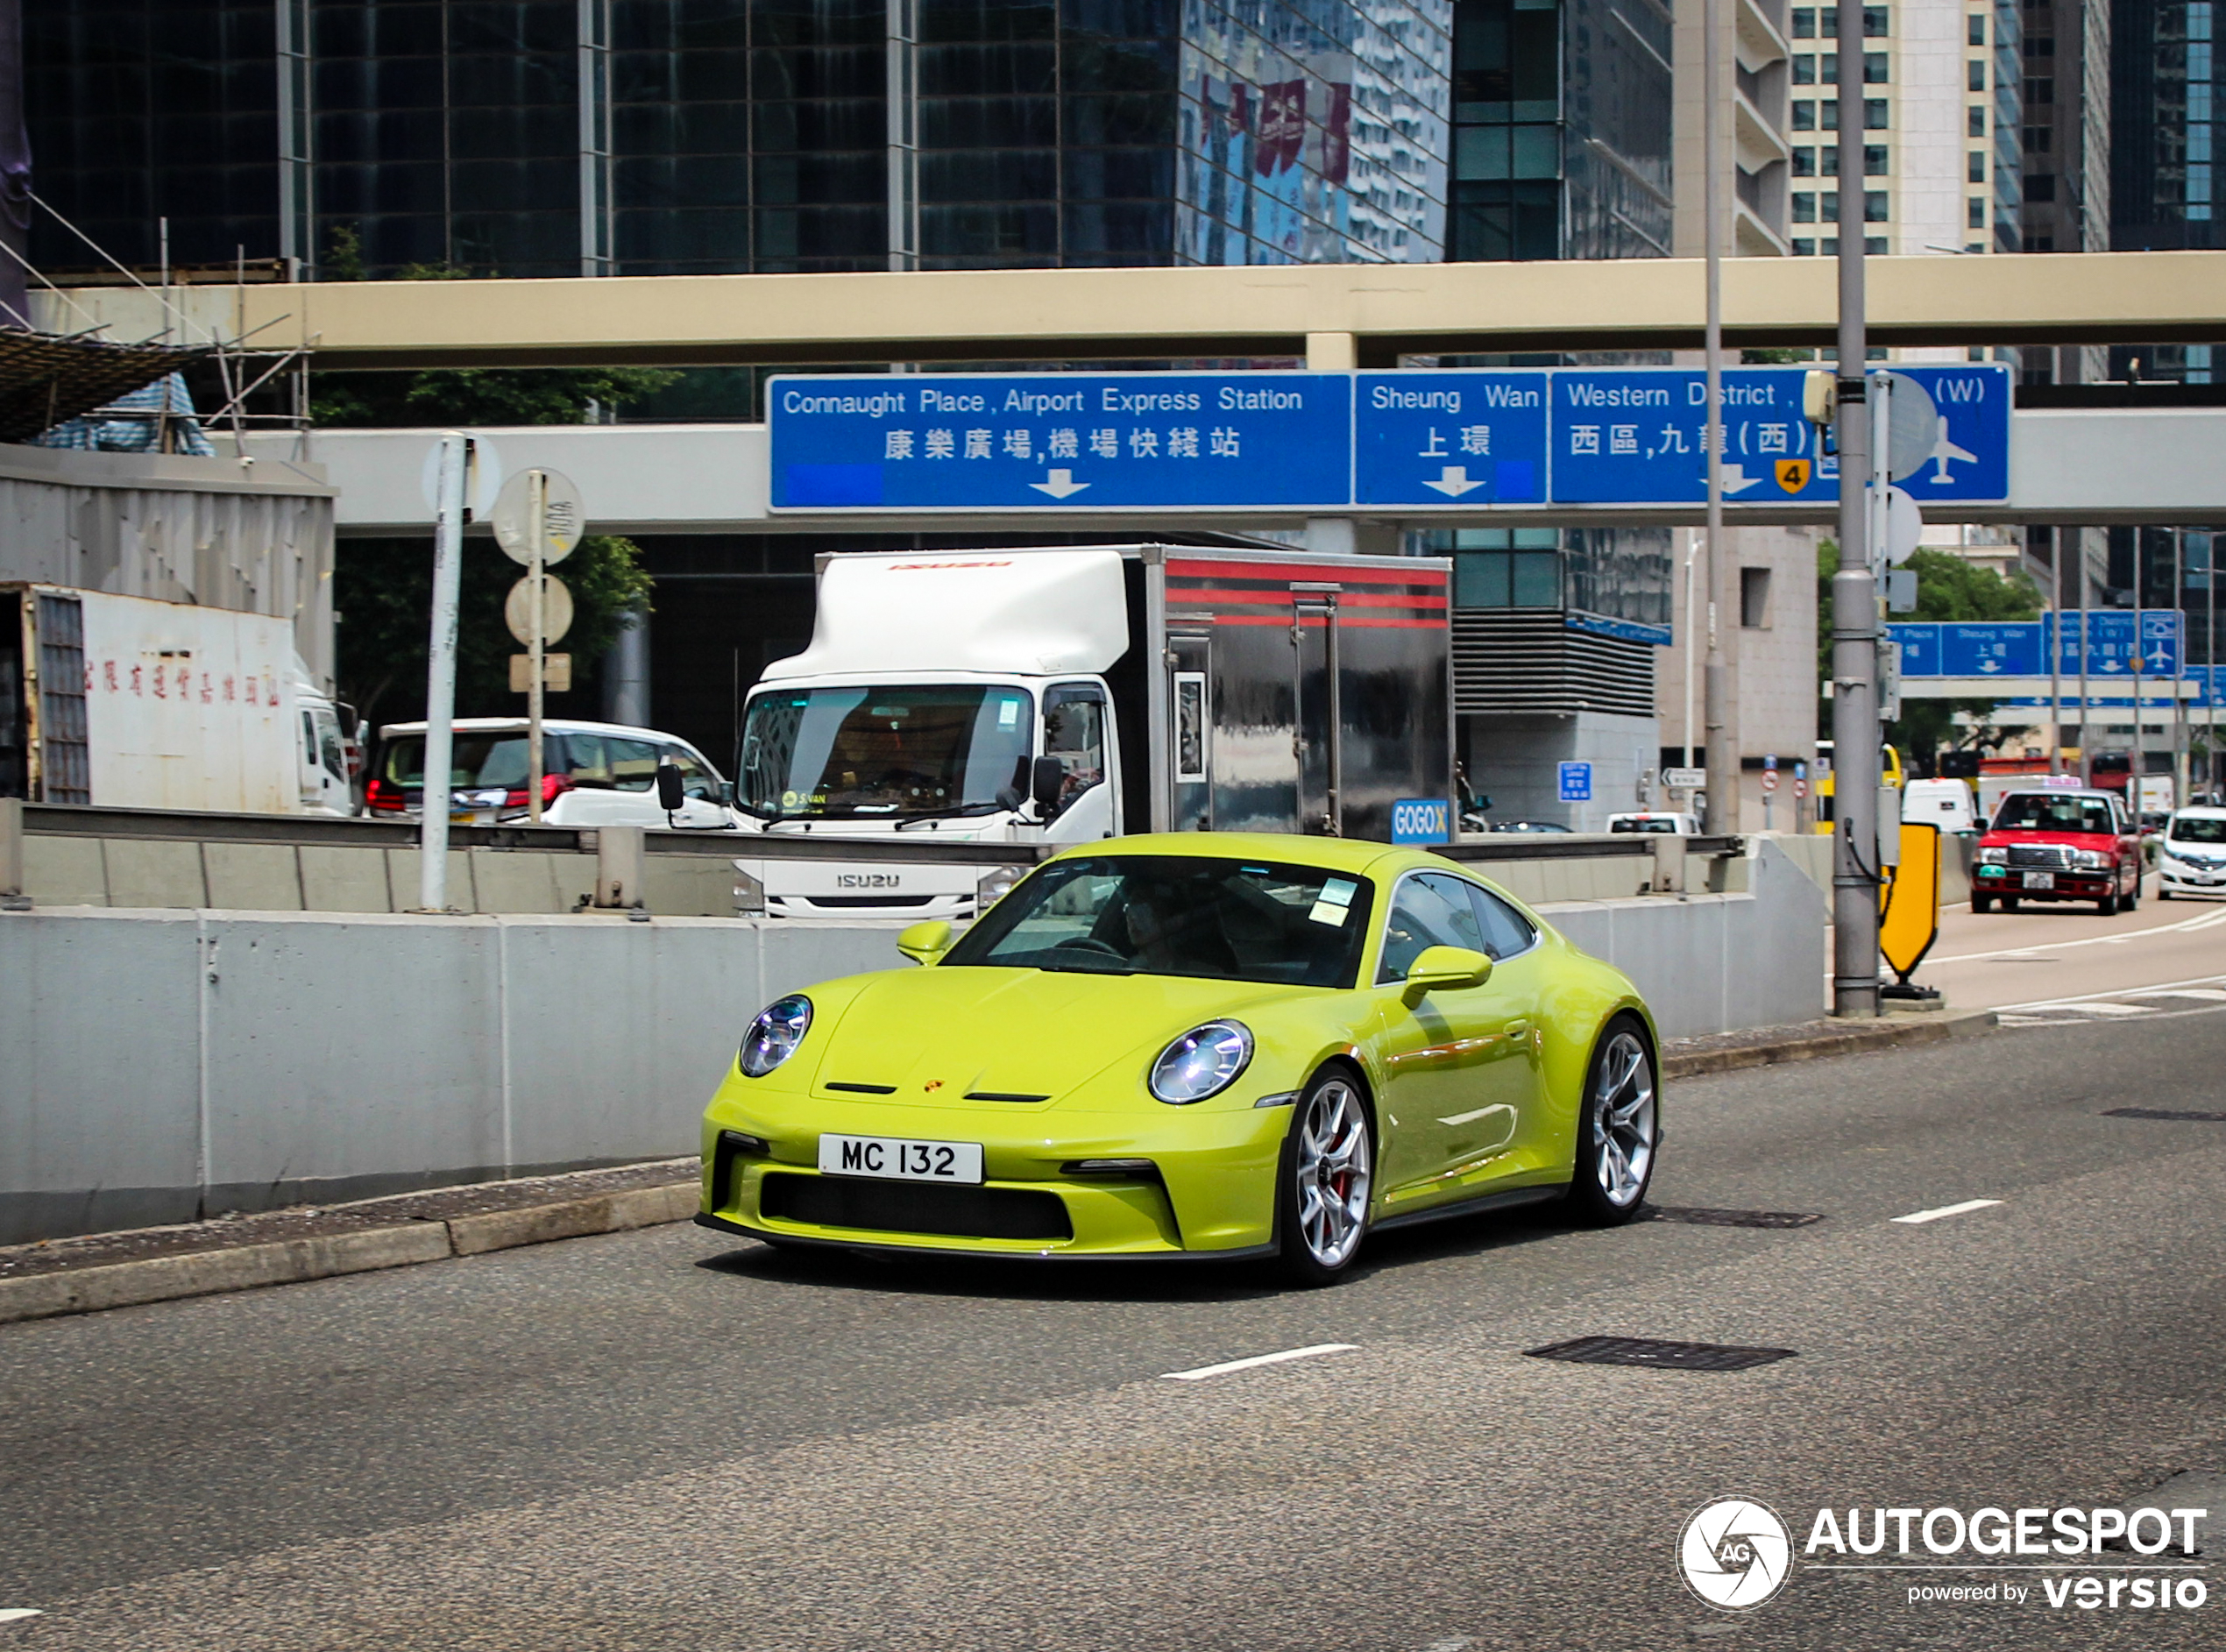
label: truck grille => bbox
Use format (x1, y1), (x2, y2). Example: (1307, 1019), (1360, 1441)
(760, 1173), (1072, 1242)
(2008, 844), (2073, 869)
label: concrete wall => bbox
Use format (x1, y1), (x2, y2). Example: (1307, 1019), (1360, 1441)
(0, 854), (1825, 1244)
(1463, 711), (1661, 832)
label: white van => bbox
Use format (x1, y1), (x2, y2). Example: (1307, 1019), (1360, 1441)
(365, 718), (742, 830)
(1903, 777), (1978, 834)
(1606, 812), (1700, 834)
(2158, 805), (2226, 897)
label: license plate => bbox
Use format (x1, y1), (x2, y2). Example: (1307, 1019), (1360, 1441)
(2023, 871), (2055, 890)
(818, 1133), (983, 1184)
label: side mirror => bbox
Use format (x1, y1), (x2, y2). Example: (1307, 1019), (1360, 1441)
(1031, 755), (1065, 815)
(1402, 945), (1492, 1001)
(655, 757), (684, 813)
(897, 919), (953, 966)
(718, 779), (736, 805)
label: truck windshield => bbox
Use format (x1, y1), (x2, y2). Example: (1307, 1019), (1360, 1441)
(1993, 794), (2116, 833)
(738, 685), (1034, 819)
(2169, 815), (2226, 844)
(944, 855), (1376, 988)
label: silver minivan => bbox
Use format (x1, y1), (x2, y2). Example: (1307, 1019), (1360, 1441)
(365, 718), (742, 830)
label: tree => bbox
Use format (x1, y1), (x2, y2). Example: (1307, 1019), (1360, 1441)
(1817, 542), (2044, 769)
(336, 535), (654, 730)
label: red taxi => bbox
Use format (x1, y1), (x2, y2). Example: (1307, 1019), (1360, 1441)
(1971, 789), (2144, 914)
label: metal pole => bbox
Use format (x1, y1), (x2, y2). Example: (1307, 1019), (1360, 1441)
(528, 469), (549, 825)
(1700, 0), (1735, 836)
(420, 433), (470, 911)
(1829, 0), (1879, 1017)
(2173, 527), (2187, 807)
(2047, 538), (2062, 775)
(2209, 528), (2218, 798)
(2077, 552), (2090, 784)
(1683, 528), (1700, 771)
(2131, 548), (2144, 812)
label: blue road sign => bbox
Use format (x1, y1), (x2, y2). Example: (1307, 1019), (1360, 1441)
(1558, 762), (1592, 803)
(1893, 613), (2183, 678)
(1886, 365), (2013, 503)
(1551, 368), (1831, 506)
(1391, 798), (1452, 845)
(767, 372), (1353, 510)
(1353, 372), (1549, 506)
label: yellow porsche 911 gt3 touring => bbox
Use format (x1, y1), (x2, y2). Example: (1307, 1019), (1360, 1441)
(698, 833), (1661, 1283)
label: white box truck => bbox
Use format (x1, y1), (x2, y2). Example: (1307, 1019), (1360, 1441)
(1, 585), (355, 816)
(730, 545), (1454, 920)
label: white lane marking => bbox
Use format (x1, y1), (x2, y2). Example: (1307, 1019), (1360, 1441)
(1162, 1343), (1358, 1381)
(2152, 988), (2226, 1001)
(0, 1611), (42, 1624)
(1934, 904), (2226, 964)
(1893, 1199), (2005, 1225)
(2056, 1002), (2159, 1016)
(1994, 971), (2226, 1015)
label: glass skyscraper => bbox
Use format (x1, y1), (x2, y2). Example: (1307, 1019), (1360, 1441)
(25, 0), (1453, 279)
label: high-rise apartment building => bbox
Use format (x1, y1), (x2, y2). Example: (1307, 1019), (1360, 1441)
(1780, 0), (2018, 258)
(1671, 0), (1793, 257)
(25, 0), (1457, 280)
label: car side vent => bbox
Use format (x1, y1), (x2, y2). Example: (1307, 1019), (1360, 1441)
(825, 1081), (898, 1095)
(963, 1090), (1052, 1103)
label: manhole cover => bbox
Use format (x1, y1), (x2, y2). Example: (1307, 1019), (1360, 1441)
(1646, 1206), (1825, 1229)
(2102, 1108), (2226, 1123)
(1525, 1336), (1797, 1372)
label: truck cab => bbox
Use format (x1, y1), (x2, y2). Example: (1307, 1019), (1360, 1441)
(1972, 788), (2143, 914)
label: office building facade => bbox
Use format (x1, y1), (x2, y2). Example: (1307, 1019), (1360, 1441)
(26, 0), (1454, 280)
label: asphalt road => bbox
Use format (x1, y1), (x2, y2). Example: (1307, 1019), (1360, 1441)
(1925, 874), (2226, 1011)
(4, 1010), (2223, 1651)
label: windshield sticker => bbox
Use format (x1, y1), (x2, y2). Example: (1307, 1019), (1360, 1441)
(998, 698), (1020, 727)
(1308, 877), (1359, 926)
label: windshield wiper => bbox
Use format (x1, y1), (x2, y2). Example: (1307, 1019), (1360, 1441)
(893, 802), (1012, 831)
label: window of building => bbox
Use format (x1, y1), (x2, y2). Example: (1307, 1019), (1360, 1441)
(2026, 172), (2056, 200)
(1968, 196), (1987, 227)
(2024, 231), (2056, 249)
(1968, 14), (1987, 45)
(2025, 77), (2052, 105)
(1821, 145), (1840, 174)
(1968, 150), (1987, 181)
(2024, 124), (2049, 151)
(1453, 546), (1562, 609)
(1793, 236), (1817, 254)
(1793, 146), (1816, 176)
(1968, 60), (1988, 91)
(1819, 189), (1840, 217)
(1864, 145), (1887, 174)
(2024, 35), (2054, 56)
(1821, 235), (1840, 252)
(1969, 107), (1987, 137)
(1866, 235), (1888, 252)
(1793, 6), (1817, 36)
(1816, 8), (1892, 36)
(1864, 98), (1889, 128)
(1822, 99), (1840, 130)
(1864, 52), (1889, 82)
(1794, 190), (1816, 221)
(1793, 100), (1818, 130)
(1865, 189), (1889, 220)
(1740, 567), (1773, 627)
(1794, 53), (1817, 84)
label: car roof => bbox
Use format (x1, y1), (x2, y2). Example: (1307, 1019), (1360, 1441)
(1046, 831), (1439, 881)
(2171, 805), (2226, 818)
(1997, 788), (2116, 803)
(377, 717), (698, 744)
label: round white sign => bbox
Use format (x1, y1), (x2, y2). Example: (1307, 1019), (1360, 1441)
(505, 573), (574, 647)
(492, 468), (585, 565)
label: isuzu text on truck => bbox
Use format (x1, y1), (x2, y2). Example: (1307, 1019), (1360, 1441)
(729, 546), (1455, 920)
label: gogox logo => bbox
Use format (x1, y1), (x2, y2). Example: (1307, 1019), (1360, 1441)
(1680, 1498), (1794, 1611)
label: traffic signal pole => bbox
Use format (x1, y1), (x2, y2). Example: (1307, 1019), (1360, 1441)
(1830, 0), (1881, 1017)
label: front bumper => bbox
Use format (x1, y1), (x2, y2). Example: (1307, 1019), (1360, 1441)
(1974, 865), (2118, 900)
(699, 1088), (1292, 1258)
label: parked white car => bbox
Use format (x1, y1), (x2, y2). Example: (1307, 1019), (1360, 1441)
(2157, 805), (2226, 898)
(365, 718), (741, 830)
(1606, 812), (1700, 834)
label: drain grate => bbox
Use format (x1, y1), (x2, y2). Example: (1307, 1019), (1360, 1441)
(1525, 1336), (1798, 1372)
(2103, 1107), (2226, 1123)
(1645, 1205), (1825, 1229)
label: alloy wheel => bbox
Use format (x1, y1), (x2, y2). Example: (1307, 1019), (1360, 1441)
(1592, 1030), (1657, 1208)
(1294, 1078), (1372, 1268)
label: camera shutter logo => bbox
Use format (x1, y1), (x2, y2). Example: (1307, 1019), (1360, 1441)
(1679, 1498), (1793, 1611)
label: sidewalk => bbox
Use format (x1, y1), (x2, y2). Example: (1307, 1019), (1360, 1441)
(1, 1009), (1995, 1326)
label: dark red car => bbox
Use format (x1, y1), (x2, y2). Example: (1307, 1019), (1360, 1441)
(1971, 789), (2144, 914)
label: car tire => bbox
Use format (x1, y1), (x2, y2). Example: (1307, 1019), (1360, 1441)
(1275, 1067), (1374, 1287)
(2123, 874), (2139, 911)
(1972, 895), (1994, 913)
(2159, 887), (2173, 900)
(2002, 897), (2020, 912)
(1563, 1015), (1660, 1228)
(2098, 890), (2118, 916)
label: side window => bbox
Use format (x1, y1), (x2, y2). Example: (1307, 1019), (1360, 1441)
(1042, 684), (1107, 813)
(300, 711), (318, 767)
(1376, 872), (1488, 984)
(606, 736), (660, 791)
(1465, 883), (1538, 960)
(667, 747), (717, 799)
(567, 731), (611, 787)
(315, 711), (347, 780)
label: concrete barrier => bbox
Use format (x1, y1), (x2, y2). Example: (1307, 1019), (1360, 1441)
(0, 848), (1823, 1244)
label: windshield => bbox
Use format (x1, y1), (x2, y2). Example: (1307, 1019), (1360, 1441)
(2169, 814), (2226, 844)
(943, 855), (1377, 988)
(738, 685), (1034, 819)
(1992, 794), (2117, 833)
(1610, 817), (1677, 833)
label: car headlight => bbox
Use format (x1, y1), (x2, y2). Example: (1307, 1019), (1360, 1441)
(1976, 846), (2007, 865)
(2074, 849), (2115, 870)
(1149, 1020), (1253, 1105)
(739, 994), (812, 1077)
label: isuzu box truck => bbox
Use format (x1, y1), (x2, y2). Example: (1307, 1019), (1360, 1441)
(729, 545), (1454, 920)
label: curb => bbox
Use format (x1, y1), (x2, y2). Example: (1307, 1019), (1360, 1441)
(0, 1182), (697, 1328)
(1662, 1010), (1996, 1081)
